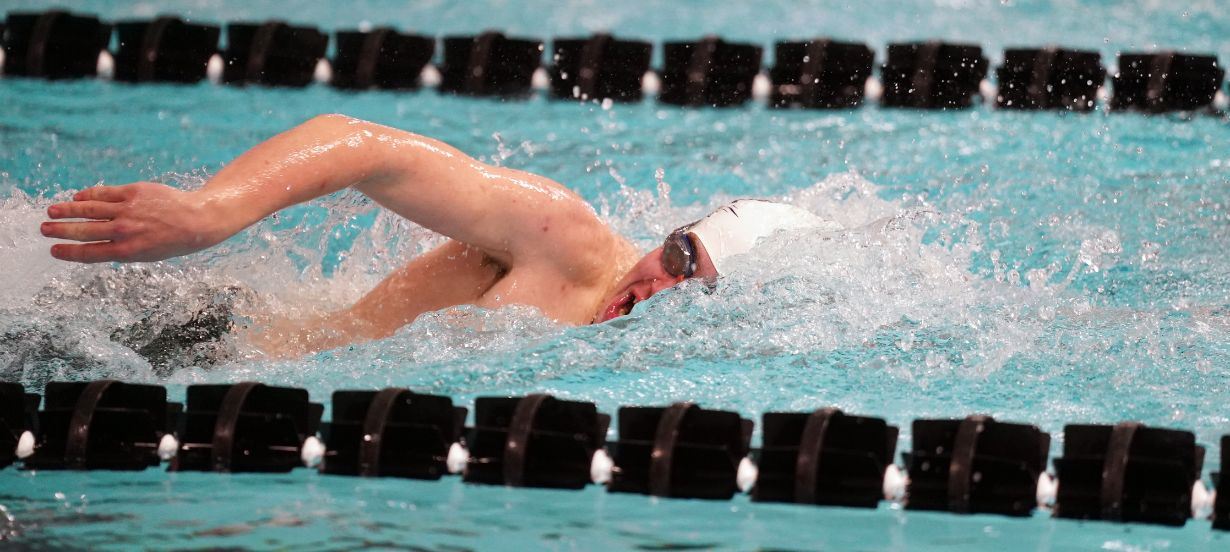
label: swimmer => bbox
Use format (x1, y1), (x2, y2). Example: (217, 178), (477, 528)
(39, 114), (836, 358)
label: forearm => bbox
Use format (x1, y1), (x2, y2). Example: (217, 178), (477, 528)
(197, 114), (398, 236)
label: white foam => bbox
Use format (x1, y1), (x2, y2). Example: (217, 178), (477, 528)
(0, 194), (82, 304)
(0, 173), (1115, 394)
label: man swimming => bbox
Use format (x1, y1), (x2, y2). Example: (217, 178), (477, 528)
(39, 114), (833, 358)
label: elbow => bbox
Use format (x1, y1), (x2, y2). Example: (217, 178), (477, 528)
(299, 113), (364, 133)
(289, 113), (382, 156)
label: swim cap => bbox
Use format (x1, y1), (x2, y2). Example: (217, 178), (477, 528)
(687, 199), (840, 274)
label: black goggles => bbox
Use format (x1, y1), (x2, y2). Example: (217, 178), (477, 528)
(661, 225), (698, 278)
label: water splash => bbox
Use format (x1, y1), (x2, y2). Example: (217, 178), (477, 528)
(0, 172), (1057, 384)
(2, 171), (1228, 451)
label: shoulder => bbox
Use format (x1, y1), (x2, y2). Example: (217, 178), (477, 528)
(505, 183), (627, 285)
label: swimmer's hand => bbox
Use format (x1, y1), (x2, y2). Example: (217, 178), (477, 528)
(41, 182), (229, 263)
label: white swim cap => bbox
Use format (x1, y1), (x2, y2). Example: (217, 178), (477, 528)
(687, 199), (840, 274)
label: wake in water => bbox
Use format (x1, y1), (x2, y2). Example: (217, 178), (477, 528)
(0, 171), (1121, 393)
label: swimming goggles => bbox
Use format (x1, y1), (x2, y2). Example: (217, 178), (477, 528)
(661, 224), (698, 278)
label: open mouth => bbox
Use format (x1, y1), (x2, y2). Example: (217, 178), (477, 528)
(599, 293), (637, 323)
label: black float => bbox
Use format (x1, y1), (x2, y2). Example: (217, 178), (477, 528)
(438, 31), (543, 97)
(549, 34), (653, 102)
(2, 10), (111, 79)
(22, 380), (176, 470)
(331, 27), (434, 90)
(171, 382), (322, 472)
(463, 394), (609, 489)
(322, 388), (464, 478)
(880, 41), (987, 109)
(1054, 422), (1204, 526)
(995, 47), (1105, 111)
(608, 402), (752, 499)
(4, 7), (1230, 118)
(113, 16), (220, 83)
(1214, 435), (1230, 530)
(659, 36), (763, 107)
(769, 39), (874, 109)
(753, 408), (897, 507)
(0, 382), (37, 469)
(905, 415), (1049, 516)
(4, 377), (1230, 533)
(1111, 52), (1225, 112)
(221, 21), (327, 87)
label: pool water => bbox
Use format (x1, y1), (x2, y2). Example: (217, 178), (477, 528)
(3, 0), (1230, 549)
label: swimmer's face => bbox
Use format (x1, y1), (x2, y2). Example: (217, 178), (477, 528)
(595, 231), (719, 323)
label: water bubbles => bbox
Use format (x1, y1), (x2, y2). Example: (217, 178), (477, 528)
(2, 148), (1229, 462)
(896, 332), (915, 352)
(0, 503), (15, 540)
(491, 132), (514, 164)
(653, 168), (671, 207)
(1138, 240), (1161, 268)
(1077, 230), (1123, 273)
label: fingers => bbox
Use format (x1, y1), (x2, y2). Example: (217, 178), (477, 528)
(46, 200), (122, 220)
(41, 221), (125, 242)
(73, 185), (134, 203)
(49, 242), (128, 264)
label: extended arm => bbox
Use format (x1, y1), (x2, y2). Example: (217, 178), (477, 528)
(42, 114), (611, 274)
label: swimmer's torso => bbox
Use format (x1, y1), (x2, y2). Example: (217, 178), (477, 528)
(244, 234), (641, 358)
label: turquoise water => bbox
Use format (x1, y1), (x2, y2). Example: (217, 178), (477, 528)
(3, 0), (1230, 549)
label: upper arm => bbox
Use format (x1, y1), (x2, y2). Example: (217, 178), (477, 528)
(339, 117), (611, 278)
